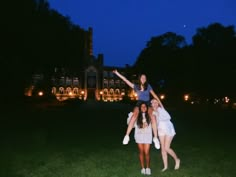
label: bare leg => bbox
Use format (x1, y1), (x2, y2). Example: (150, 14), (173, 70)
(137, 144), (145, 169)
(125, 107), (139, 135)
(159, 135), (168, 171)
(143, 144), (151, 168)
(164, 135), (180, 170)
(148, 107), (158, 138)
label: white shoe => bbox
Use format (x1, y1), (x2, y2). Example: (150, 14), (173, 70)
(145, 168), (151, 175)
(141, 168), (146, 175)
(153, 137), (160, 149)
(122, 135), (130, 145)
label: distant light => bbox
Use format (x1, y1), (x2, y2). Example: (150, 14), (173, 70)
(38, 91), (43, 96)
(232, 103), (236, 109)
(160, 94), (165, 100)
(214, 98), (219, 104)
(100, 91), (103, 95)
(81, 91), (84, 95)
(224, 96), (230, 103)
(184, 94), (189, 101)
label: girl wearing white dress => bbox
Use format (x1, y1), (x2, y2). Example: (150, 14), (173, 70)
(134, 102), (153, 175)
(151, 98), (180, 172)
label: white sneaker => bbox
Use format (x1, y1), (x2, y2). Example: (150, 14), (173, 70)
(141, 168), (146, 175)
(153, 137), (160, 149)
(145, 168), (151, 175)
(122, 135), (130, 145)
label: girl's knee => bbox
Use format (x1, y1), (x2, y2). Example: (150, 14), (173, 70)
(164, 147), (171, 152)
(144, 151), (150, 156)
(161, 150), (167, 155)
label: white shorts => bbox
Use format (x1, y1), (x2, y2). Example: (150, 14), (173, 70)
(158, 121), (176, 137)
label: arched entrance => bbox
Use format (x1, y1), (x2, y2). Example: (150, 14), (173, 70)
(85, 66), (98, 100)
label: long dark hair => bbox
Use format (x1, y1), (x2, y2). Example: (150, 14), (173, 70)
(137, 74), (148, 91)
(137, 102), (151, 128)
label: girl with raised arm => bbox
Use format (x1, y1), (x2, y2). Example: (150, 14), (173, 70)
(113, 69), (162, 149)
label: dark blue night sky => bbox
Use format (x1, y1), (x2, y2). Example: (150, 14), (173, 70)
(48, 0), (236, 67)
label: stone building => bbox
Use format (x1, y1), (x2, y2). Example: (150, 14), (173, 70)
(25, 27), (138, 102)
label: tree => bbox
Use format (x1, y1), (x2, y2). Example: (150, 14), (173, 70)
(0, 0), (90, 102)
(192, 23), (236, 96)
(134, 32), (187, 94)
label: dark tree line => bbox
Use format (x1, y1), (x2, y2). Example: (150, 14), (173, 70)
(134, 23), (236, 98)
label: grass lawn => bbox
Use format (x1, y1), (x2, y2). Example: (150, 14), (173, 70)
(0, 100), (235, 177)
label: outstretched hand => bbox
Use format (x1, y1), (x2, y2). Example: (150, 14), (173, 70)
(113, 69), (118, 74)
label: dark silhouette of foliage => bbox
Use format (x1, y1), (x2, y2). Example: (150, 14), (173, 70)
(134, 24), (236, 97)
(133, 32), (187, 94)
(0, 0), (88, 101)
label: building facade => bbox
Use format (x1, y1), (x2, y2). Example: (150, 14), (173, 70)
(25, 27), (138, 102)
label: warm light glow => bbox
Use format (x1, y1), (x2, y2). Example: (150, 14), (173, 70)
(224, 96), (230, 103)
(100, 91), (103, 95)
(121, 92), (125, 96)
(38, 91), (43, 96)
(160, 94), (165, 100)
(81, 90), (84, 95)
(184, 94), (189, 101)
(69, 92), (73, 96)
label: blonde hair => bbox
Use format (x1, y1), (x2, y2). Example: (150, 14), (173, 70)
(151, 98), (159, 104)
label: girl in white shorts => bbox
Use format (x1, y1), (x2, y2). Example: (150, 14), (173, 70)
(151, 98), (180, 172)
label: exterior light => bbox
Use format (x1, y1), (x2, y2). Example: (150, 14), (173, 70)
(100, 91), (103, 95)
(81, 91), (84, 95)
(38, 91), (43, 96)
(224, 96), (230, 103)
(184, 94), (189, 101)
(160, 94), (165, 100)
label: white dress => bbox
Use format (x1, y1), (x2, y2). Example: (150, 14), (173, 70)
(134, 121), (152, 144)
(127, 112), (152, 144)
(153, 107), (176, 137)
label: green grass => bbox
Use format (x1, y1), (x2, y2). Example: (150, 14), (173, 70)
(0, 101), (235, 177)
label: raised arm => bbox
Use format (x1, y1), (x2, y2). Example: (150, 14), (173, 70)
(150, 89), (164, 108)
(113, 69), (134, 88)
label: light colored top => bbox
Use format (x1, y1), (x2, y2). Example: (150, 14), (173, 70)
(153, 107), (171, 121)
